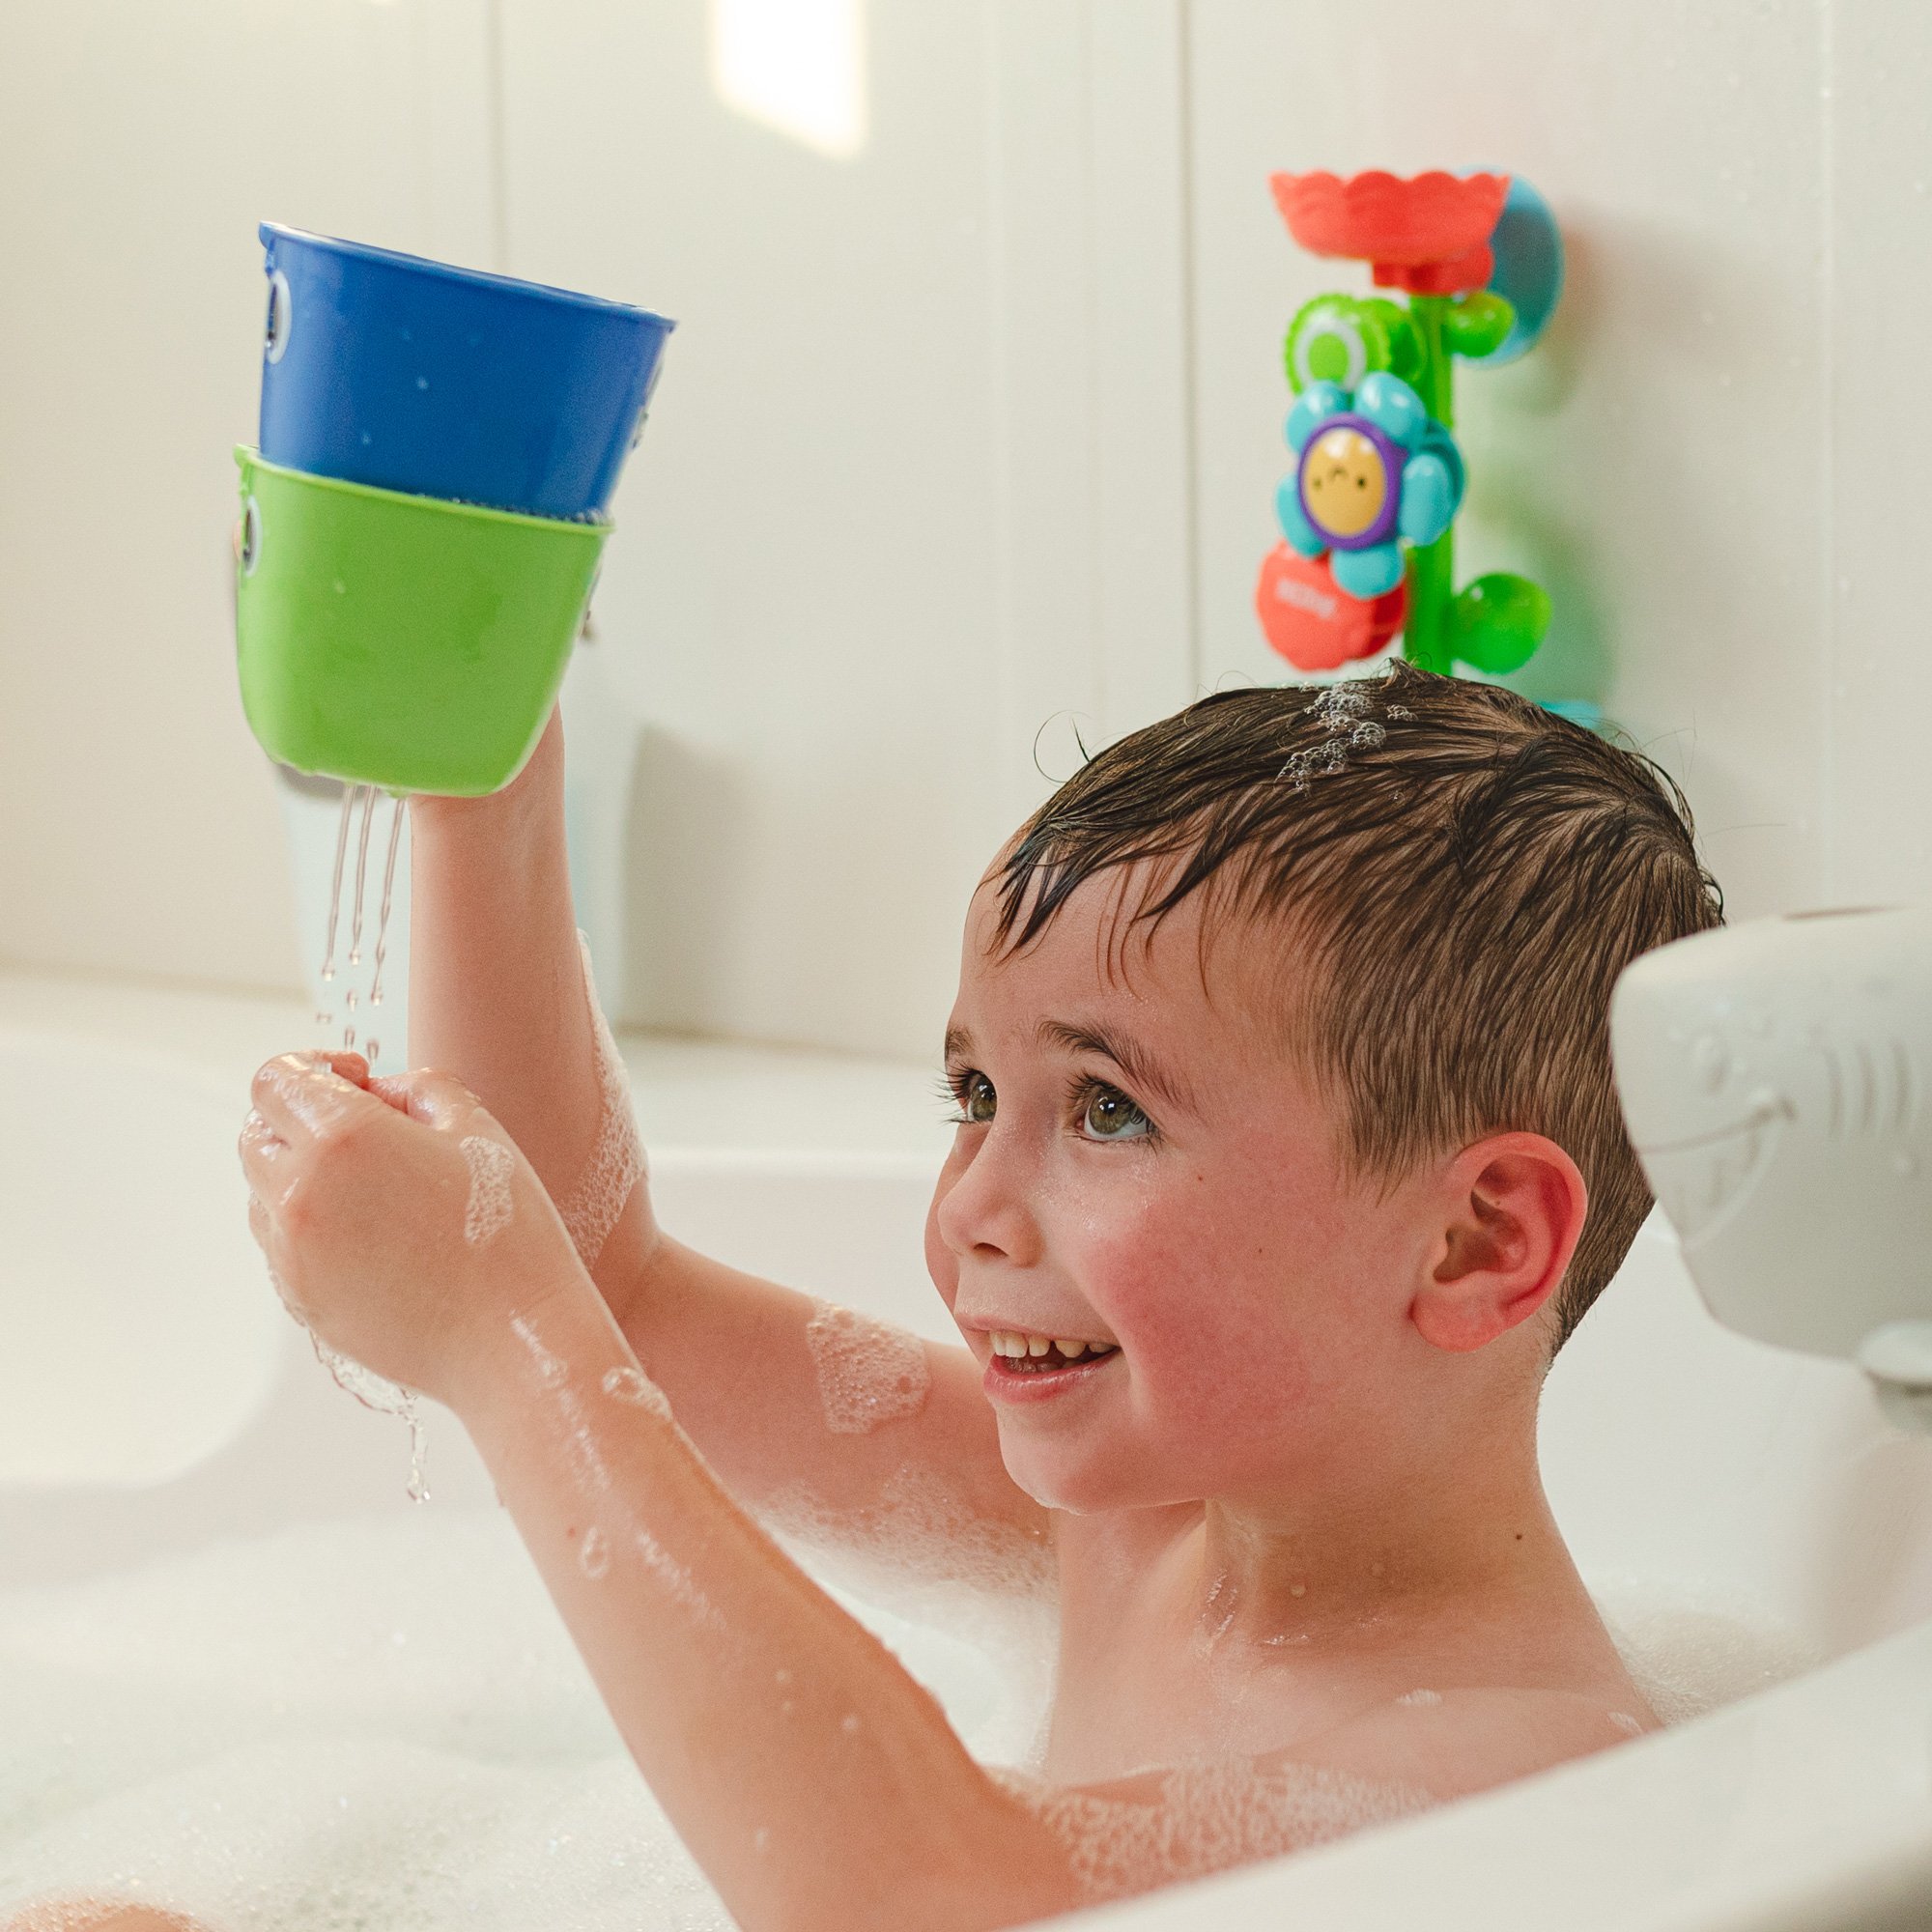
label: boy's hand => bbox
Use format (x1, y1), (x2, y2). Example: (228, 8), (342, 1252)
(240, 1050), (588, 1406)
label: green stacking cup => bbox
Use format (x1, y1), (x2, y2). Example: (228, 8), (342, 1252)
(234, 448), (610, 795)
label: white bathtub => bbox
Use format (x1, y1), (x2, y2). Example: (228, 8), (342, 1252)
(4, 971), (1932, 1931)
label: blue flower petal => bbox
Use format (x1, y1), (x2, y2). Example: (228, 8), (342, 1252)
(1332, 543), (1404, 599)
(1398, 452), (1457, 546)
(1286, 382), (1350, 454)
(1275, 477), (1327, 556)
(1354, 372), (1429, 450)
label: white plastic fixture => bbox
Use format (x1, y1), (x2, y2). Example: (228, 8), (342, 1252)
(1611, 906), (1932, 1422)
(709, 0), (867, 159)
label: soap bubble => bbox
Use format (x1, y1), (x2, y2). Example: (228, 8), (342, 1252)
(803, 1302), (930, 1435)
(995, 1756), (1429, 1903)
(555, 935), (645, 1272)
(460, 1136), (515, 1248)
(600, 1366), (671, 1422)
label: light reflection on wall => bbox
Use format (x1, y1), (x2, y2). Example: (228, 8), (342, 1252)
(708, 0), (867, 159)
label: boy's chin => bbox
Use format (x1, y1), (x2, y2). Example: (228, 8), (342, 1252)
(997, 1435), (1151, 1516)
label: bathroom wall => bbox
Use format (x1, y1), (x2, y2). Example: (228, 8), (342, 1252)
(1, 0), (1927, 1058)
(0, 0), (498, 996)
(1183, 0), (1932, 925)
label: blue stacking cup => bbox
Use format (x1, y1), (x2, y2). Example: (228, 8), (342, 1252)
(257, 223), (674, 520)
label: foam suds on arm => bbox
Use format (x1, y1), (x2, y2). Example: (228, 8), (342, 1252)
(460, 1135), (515, 1247)
(802, 1301), (931, 1435)
(554, 935), (645, 1274)
(994, 1756), (1432, 1904)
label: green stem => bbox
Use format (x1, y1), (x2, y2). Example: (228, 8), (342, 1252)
(1402, 295), (1455, 675)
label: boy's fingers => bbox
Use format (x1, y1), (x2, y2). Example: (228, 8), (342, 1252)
(250, 1051), (382, 1141)
(372, 1066), (484, 1128)
(238, 1110), (286, 1196)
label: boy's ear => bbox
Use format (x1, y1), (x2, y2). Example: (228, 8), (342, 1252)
(1411, 1133), (1588, 1353)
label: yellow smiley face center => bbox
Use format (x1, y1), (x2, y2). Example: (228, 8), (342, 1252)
(1302, 427), (1389, 539)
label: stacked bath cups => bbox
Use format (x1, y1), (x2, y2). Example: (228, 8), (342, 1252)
(235, 224), (673, 1058)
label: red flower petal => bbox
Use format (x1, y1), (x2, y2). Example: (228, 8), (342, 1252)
(1270, 170), (1511, 271)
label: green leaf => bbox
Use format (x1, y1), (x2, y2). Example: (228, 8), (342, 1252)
(1445, 572), (1550, 674)
(1441, 291), (1515, 360)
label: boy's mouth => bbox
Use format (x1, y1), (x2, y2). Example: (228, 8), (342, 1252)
(980, 1330), (1121, 1398)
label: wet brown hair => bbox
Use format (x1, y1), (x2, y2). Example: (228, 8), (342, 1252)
(995, 663), (1723, 1350)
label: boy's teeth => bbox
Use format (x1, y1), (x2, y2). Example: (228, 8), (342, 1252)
(988, 1330), (1117, 1366)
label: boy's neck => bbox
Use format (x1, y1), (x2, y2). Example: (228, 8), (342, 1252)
(1191, 1449), (1565, 1646)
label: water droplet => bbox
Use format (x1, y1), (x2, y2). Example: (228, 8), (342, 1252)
(318, 785), (356, 986)
(580, 1526), (611, 1579)
(602, 1364), (668, 1414)
(406, 1405), (430, 1502)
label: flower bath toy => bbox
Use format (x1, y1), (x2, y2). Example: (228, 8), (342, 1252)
(1275, 373), (1463, 601)
(1255, 170), (1562, 678)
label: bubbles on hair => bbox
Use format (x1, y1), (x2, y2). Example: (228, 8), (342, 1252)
(314, 783), (407, 1071)
(1278, 674), (1404, 792)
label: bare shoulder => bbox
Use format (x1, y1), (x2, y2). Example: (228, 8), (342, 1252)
(1009, 1688), (1654, 1906)
(1292, 1683), (1657, 1800)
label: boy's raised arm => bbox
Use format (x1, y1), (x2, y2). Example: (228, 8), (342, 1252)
(407, 710), (1043, 1552)
(244, 1054), (1074, 1932)
(408, 709), (647, 1294)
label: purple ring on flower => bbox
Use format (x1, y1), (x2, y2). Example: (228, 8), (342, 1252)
(1296, 412), (1406, 552)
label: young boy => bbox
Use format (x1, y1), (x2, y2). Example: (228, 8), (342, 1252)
(230, 664), (1719, 1928)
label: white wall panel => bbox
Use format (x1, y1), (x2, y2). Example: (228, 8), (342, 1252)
(497, 0), (1193, 1056)
(0, 0), (497, 991)
(1827, 0), (1932, 909)
(7, 0), (1928, 1054)
(493, 0), (1005, 1059)
(1185, 0), (1832, 921)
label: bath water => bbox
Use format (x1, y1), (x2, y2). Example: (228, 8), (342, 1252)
(0, 1509), (1820, 1929)
(314, 785), (407, 1071)
(314, 1343), (430, 1507)
(0, 1511), (1046, 1931)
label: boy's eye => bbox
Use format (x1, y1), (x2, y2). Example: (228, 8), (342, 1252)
(1080, 1083), (1151, 1141)
(961, 1072), (997, 1124)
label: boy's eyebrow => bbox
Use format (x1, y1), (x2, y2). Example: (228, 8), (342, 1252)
(1036, 1019), (1196, 1116)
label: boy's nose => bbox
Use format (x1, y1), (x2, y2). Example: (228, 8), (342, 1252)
(933, 1128), (1043, 1267)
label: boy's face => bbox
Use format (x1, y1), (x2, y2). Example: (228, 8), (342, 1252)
(925, 867), (1433, 1516)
